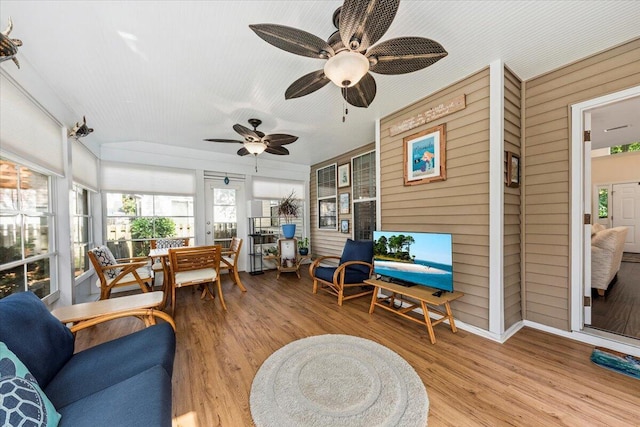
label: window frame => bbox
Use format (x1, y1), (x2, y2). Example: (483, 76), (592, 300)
(0, 157), (58, 301)
(351, 150), (377, 240)
(71, 183), (94, 280)
(316, 163), (337, 230)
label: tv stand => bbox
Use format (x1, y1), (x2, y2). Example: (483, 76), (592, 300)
(365, 278), (464, 344)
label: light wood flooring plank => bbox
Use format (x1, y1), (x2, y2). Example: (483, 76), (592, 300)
(74, 270), (640, 426)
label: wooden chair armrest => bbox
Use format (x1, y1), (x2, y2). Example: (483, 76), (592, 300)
(102, 260), (149, 271)
(116, 256), (148, 263)
(309, 255), (342, 276)
(68, 309), (176, 333)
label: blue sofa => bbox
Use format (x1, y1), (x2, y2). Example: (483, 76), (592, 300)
(0, 292), (176, 427)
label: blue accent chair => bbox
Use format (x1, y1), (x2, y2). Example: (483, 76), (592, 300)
(0, 291), (176, 427)
(309, 239), (374, 306)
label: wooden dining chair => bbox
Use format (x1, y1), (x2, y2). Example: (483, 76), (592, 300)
(167, 245), (225, 315)
(88, 246), (153, 300)
(150, 238), (189, 288)
(220, 237), (247, 292)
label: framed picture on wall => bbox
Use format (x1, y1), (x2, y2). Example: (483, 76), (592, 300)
(338, 163), (350, 188)
(403, 124), (446, 186)
(339, 192), (350, 214)
(340, 219), (350, 234)
(506, 151), (520, 188)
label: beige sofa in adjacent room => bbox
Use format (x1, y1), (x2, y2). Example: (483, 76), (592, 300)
(591, 225), (628, 296)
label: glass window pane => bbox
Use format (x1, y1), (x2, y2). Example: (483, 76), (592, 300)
(174, 217), (194, 237)
(318, 199), (337, 229)
(0, 265), (25, 298)
(0, 214), (22, 264)
(73, 243), (89, 277)
(214, 188), (236, 206)
(354, 201), (376, 241)
(0, 159), (19, 211)
(28, 258), (50, 298)
(24, 215), (50, 257)
(598, 188), (608, 219)
(20, 168), (49, 213)
(353, 152), (376, 200)
(317, 165), (336, 198)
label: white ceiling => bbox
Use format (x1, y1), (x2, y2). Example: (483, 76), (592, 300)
(1, 1), (639, 166)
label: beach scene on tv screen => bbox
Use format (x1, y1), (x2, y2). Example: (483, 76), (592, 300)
(373, 231), (453, 291)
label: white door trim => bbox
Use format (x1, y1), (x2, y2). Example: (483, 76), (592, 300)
(570, 85), (640, 332)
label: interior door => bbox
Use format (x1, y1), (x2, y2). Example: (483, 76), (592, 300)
(583, 112), (592, 325)
(612, 182), (640, 253)
(204, 179), (247, 271)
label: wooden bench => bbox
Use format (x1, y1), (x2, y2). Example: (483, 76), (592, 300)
(51, 291), (175, 333)
(365, 278), (464, 344)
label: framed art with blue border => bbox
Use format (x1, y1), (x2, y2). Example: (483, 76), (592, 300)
(403, 124), (446, 186)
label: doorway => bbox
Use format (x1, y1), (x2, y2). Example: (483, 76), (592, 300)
(204, 178), (247, 272)
(571, 86), (640, 343)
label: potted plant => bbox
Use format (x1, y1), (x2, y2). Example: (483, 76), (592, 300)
(277, 190), (300, 239)
(298, 237), (309, 256)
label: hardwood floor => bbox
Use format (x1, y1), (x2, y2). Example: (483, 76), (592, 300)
(592, 261), (640, 338)
(75, 270), (640, 427)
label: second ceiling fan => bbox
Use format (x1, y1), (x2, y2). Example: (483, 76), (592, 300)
(250, 0), (448, 109)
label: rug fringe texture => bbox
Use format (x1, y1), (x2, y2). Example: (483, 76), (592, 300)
(590, 347), (640, 380)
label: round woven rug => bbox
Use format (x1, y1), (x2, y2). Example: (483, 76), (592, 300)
(250, 334), (429, 427)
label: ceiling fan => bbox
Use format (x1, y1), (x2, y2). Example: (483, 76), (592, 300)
(204, 118), (298, 170)
(250, 0), (447, 113)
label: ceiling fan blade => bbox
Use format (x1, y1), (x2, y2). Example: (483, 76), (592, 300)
(339, 0), (400, 52)
(265, 146), (290, 155)
(367, 37), (448, 75)
(203, 138), (244, 144)
(263, 133), (298, 146)
(233, 124), (262, 141)
(237, 147), (251, 156)
(342, 72), (376, 108)
(285, 70), (331, 99)
(249, 24), (334, 59)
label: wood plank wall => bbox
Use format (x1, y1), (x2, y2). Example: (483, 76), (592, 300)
(523, 38), (640, 330)
(504, 66), (522, 330)
(379, 68), (491, 329)
(310, 142), (375, 259)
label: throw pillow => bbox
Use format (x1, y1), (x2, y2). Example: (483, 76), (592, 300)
(156, 239), (185, 249)
(0, 342), (61, 427)
(91, 245), (121, 279)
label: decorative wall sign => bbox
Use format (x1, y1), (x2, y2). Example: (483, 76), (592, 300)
(506, 151), (520, 188)
(390, 94), (465, 137)
(403, 124), (446, 186)
(339, 193), (350, 214)
(338, 163), (350, 188)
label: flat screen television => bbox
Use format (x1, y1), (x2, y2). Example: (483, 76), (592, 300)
(373, 231), (453, 293)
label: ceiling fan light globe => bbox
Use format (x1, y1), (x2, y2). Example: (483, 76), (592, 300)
(244, 141), (266, 155)
(323, 51), (369, 88)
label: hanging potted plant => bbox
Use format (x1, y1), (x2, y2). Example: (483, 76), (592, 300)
(277, 191), (300, 239)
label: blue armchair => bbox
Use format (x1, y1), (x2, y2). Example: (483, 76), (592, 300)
(309, 239), (374, 306)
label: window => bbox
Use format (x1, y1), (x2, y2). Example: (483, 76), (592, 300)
(317, 164), (337, 230)
(0, 158), (56, 300)
(352, 151), (376, 240)
(71, 184), (93, 277)
(105, 193), (194, 258)
(610, 142), (640, 154)
(598, 187), (609, 219)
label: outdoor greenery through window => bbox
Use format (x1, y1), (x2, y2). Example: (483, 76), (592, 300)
(352, 151), (376, 240)
(105, 193), (194, 258)
(71, 184), (93, 277)
(317, 164), (337, 230)
(0, 158), (56, 300)
(610, 142), (640, 154)
(598, 188), (608, 219)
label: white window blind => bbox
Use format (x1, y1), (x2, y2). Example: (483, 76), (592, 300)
(101, 162), (196, 195)
(0, 74), (64, 176)
(252, 177), (305, 200)
(72, 140), (99, 191)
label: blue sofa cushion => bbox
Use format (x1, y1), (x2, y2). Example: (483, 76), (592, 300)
(45, 322), (176, 409)
(56, 365), (172, 427)
(0, 292), (74, 389)
(0, 342), (61, 427)
(340, 239), (374, 276)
